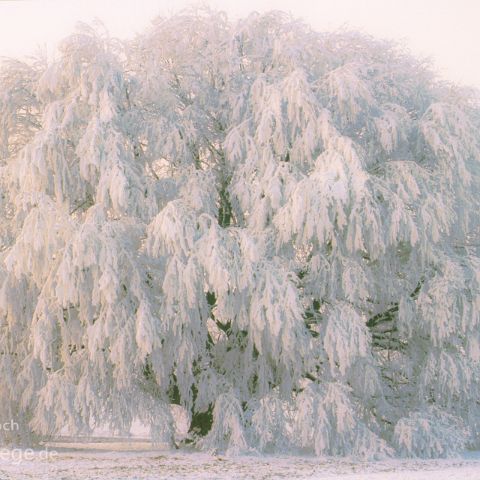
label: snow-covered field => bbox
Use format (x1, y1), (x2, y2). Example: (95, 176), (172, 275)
(1, 447), (480, 479)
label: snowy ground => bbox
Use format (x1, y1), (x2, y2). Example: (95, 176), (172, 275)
(0, 446), (480, 479)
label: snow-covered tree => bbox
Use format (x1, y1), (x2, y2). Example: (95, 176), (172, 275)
(0, 9), (479, 457)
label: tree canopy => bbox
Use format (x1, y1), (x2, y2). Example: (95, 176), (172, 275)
(0, 9), (479, 457)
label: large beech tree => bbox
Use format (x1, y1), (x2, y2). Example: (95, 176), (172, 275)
(0, 10), (479, 457)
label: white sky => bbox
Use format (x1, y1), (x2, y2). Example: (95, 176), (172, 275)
(0, 0), (479, 88)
